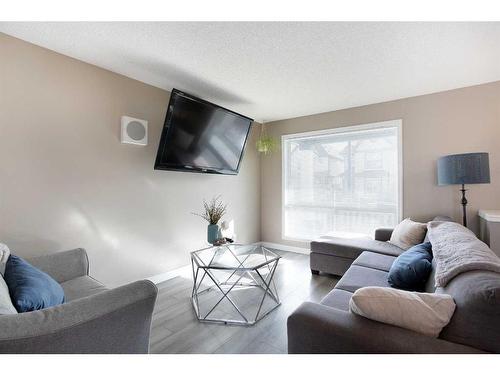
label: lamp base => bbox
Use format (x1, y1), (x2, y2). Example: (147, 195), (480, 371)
(460, 184), (468, 227)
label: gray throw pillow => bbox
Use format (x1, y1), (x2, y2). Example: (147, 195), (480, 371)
(389, 218), (427, 250)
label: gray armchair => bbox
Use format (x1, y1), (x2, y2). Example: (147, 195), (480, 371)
(0, 248), (158, 354)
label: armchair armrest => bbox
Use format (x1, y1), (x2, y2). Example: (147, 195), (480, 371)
(287, 302), (483, 353)
(374, 228), (393, 242)
(27, 248), (89, 283)
(0, 280), (158, 353)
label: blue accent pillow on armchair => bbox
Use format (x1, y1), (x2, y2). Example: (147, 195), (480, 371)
(388, 242), (433, 291)
(4, 255), (65, 312)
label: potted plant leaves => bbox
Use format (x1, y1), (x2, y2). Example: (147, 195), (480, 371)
(256, 122), (279, 155)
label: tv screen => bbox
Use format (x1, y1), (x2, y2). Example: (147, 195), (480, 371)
(154, 89), (253, 175)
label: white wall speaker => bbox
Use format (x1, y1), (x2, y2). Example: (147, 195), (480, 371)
(121, 116), (148, 146)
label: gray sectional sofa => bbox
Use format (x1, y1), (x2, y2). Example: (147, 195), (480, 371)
(288, 220), (500, 353)
(0, 248), (158, 354)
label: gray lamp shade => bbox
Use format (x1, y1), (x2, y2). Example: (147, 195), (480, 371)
(437, 152), (490, 186)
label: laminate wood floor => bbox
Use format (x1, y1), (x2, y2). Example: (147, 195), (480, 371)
(149, 250), (339, 354)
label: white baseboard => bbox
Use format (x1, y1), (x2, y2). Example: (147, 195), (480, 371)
(147, 241), (310, 285)
(257, 241), (310, 255)
(147, 264), (192, 285)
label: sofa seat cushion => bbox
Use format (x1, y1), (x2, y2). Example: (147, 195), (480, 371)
(311, 237), (404, 259)
(336, 265), (390, 293)
(352, 251), (396, 272)
(320, 288), (353, 311)
(61, 276), (108, 302)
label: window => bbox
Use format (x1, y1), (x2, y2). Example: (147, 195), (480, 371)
(282, 120), (402, 241)
(364, 152), (383, 170)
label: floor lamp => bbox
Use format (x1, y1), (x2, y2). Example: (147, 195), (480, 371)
(437, 152), (490, 227)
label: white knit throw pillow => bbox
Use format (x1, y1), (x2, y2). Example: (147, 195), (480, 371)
(349, 286), (455, 337)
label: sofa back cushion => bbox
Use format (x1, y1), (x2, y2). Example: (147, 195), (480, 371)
(4, 255), (65, 312)
(439, 270), (500, 353)
(424, 259), (438, 293)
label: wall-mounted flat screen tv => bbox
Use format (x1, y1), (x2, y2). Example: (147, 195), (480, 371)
(154, 89), (253, 175)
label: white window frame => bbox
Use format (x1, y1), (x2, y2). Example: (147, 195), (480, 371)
(281, 119), (403, 242)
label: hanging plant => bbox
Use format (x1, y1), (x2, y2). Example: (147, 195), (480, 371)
(256, 122), (279, 155)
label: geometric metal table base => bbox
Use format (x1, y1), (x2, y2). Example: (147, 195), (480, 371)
(191, 244), (281, 326)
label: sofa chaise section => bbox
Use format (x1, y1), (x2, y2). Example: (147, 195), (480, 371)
(309, 217), (452, 277)
(310, 228), (402, 276)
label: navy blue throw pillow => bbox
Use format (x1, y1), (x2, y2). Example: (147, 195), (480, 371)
(4, 255), (65, 312)
(388, 242), (433, 291)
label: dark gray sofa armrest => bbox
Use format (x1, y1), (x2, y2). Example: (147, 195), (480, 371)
(0, 280), (158, 354)
(287, 302), (484, 354)
(26, 248), (89, 283)
(374, 228), (393, 242)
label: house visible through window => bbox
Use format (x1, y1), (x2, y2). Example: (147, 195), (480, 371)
(282, 120), (401, 240)
(364, 152), (383, 170)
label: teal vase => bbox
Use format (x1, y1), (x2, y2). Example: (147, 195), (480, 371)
(207, 224), (220, 244)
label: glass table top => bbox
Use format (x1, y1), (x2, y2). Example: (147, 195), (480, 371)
(191, 243), (280, 270)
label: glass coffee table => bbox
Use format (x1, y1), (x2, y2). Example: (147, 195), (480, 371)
(191, 243), (281, 326)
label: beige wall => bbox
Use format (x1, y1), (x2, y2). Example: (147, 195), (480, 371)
(2, 32), (499, 284)
(0, 33), (261, 287)
(261, 81), (500, 248)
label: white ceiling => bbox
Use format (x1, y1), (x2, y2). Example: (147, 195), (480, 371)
(2, 22), (500, 122)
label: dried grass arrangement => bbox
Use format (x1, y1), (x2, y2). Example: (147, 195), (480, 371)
(193, 195), (227, 225)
